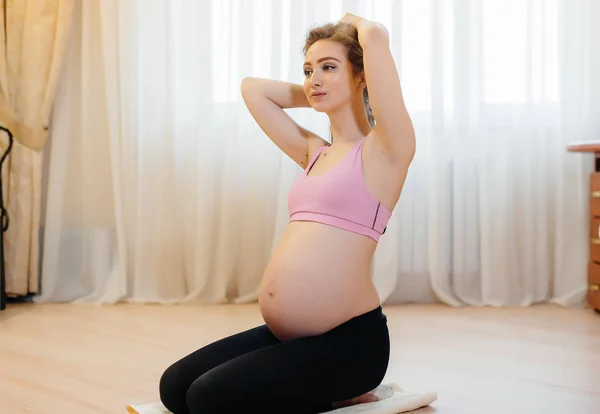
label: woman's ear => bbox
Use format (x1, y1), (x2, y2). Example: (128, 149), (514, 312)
(357, 72), (367, 89)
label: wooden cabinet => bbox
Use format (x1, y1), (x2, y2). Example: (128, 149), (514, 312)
(568, 142), (600, 312)
(588, 262), (600, 311)
(589, 213), (600, 263)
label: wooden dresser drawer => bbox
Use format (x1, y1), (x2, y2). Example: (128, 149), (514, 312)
(590, 173), (600, 216)
(588, 289), (600, 311)
(587, 262), (600, 310)
(590, 261), (600, 285)
(589, 218), (600, 262)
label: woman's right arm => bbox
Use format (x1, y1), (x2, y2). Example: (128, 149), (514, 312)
(241, 77), (326, 168)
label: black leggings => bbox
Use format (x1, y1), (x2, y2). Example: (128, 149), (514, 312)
(159, 306), (390, 414)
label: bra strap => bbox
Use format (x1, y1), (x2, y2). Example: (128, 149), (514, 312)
(305, 146), (327, 174)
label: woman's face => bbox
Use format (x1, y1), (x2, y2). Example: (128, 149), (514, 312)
(303, 40), (362, 114)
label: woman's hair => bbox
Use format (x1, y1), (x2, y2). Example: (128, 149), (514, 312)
(302, 22), (375, 141)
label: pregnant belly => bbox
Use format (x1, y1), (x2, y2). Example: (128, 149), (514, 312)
(258, 222), (381, 341)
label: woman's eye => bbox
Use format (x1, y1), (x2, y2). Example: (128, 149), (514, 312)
(303, 65), (335, 76)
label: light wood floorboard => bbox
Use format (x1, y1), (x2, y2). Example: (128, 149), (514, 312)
(1, 303), (599, 413)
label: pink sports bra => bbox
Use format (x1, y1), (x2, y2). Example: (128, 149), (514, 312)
(288, 137), (392, 242)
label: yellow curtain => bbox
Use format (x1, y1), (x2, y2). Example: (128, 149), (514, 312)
(0, 0), (74, 296)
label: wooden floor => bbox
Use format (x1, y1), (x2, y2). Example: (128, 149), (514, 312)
(1, 302), (599, 414)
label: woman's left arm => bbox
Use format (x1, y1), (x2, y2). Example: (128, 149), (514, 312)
(342, 13), (415, 163)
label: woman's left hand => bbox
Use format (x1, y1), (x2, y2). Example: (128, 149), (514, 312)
(340, 12), (365, 28)
(341, 13), (389, 41)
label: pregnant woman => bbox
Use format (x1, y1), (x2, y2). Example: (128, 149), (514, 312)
(159, 12), (415, 414)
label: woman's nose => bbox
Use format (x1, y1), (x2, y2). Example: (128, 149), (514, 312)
(310, 71), (322, 86)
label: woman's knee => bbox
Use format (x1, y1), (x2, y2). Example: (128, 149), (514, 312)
(185, 374), (230, 414)
(159, 363), (189, 413)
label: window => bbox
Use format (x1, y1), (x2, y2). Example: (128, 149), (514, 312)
(209, 0), (560, 113)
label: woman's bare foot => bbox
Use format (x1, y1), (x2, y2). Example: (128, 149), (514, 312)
(332, 392), (379, 409)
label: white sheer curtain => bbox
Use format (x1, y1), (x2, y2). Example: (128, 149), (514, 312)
(36, 0), (599, 307)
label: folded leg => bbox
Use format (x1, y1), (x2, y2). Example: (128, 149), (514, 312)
(185, 317), (389, 414)
(159, 324), (280, 414)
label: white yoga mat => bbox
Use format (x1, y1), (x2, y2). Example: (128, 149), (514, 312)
(126, 383), (437, 414)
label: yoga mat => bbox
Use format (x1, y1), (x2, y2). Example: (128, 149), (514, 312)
(126, 383), (437, 414)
